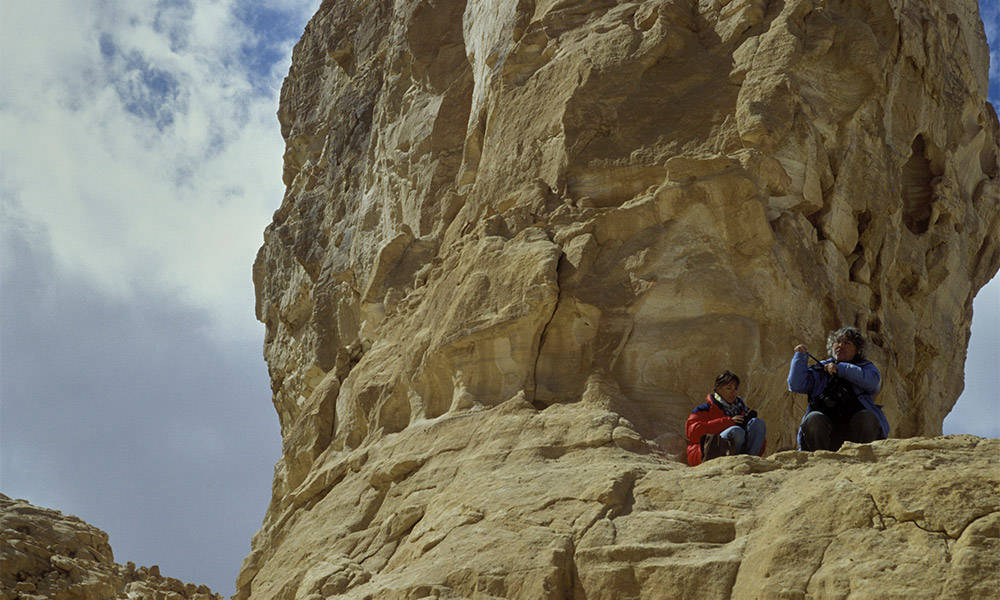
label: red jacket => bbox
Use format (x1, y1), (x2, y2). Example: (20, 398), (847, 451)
(685, 393), (747, 466)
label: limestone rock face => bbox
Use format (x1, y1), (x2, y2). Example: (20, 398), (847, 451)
(244, 0), (999, 598)
(0, 494), (221, 600)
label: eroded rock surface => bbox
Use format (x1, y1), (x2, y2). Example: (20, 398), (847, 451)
(236, 400), (999, 599)
(243, 0), (1000, 598)
(0, 494), (221, 600)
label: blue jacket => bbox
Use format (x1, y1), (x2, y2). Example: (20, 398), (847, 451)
(787, 352), (889, 449)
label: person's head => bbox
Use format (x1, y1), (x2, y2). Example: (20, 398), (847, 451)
(713, 370), (740, 403)
(827, 326), (866, 362)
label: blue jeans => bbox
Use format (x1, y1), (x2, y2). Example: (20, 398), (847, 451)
(720, 418), (766, 456)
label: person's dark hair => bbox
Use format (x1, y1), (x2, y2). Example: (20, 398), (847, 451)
(827, 326), (866, 361)
(713, 370), (740, 390)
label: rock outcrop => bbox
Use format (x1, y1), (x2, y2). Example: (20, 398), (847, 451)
(242, 0), (1000, 598)
(236, 405), (999, 599)
(0, 494), (221, 600)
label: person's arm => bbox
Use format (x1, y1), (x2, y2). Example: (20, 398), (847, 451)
(787, 351), (815, 394)
(686, 409), (734, 443)
(836, 361), (881, 394)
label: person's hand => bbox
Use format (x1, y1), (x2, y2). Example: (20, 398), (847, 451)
(731, 414), (746, 426)
(794, 344), (808, 354)
(824, 362), (838, 375)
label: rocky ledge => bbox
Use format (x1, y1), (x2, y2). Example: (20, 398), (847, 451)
(1, 494), (221, 600)
(235, 396), (999, 600)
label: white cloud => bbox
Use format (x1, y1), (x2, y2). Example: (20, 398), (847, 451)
(1, 2), (319, 593)
(0, 0), (318, 342)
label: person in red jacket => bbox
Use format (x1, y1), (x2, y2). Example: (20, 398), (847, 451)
(686, 370), (766, 466)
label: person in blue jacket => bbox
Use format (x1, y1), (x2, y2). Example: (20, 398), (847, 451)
(788, 326), (889, 451)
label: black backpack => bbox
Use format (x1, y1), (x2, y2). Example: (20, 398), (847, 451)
(809, 371), (864, 422)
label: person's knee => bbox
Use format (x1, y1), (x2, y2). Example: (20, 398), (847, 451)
(801, 411), (834, 451)
(745, 418), (766, 455)
(802, 411), (831, 433)
(721, 425), (746, 449)
(849, 410), (882, 442)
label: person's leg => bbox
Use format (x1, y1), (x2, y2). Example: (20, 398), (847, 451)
(744, 418), (766, 456)
(845, 410), (883, 443)
(801, 412), (835, 451)
(700, 433), (734, 461)
(720, 425), (746, 453)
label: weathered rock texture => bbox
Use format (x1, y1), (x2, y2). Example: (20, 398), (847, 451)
(243, 0), (1000, 597)
(236, 406), (1000, 599)
(0, 494), (221, 600)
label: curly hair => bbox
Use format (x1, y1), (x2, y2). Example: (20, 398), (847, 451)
(826, 326), (866, 361)
(713, 370), (740, 390)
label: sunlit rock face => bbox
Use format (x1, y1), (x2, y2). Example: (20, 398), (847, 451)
(242, 0), (999, 597)
(234, 413), (1000, 599)
(0, 494), (221, 600)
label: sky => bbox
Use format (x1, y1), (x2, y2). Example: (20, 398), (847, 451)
(0, 0), (998, 597)
(0, 0), (320, 595)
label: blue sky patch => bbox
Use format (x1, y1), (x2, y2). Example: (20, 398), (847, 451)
(984, 1), (999, 104)
(152, 0), (195, 53)
(117, 51), (183, 129)
(234, 2), (306, 93)
(99, 33), (116, 59)
(97, 31), (183, 129)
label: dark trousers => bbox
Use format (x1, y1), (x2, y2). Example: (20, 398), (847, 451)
(801, 410), (882, 451)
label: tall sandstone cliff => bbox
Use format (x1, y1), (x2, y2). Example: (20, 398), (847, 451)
(241, 0), (1000, 598)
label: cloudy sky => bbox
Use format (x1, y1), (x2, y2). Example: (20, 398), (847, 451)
(1, 0), (998, 596)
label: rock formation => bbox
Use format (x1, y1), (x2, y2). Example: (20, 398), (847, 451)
(235, 409), (999, 599)
(242, 0), (1000, 597)
(0, 494), (221, 600)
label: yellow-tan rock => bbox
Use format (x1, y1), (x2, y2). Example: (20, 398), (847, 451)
(243, 0), (1000, 598)
(236, 395), (999, 599)
(0, 494), (220, 600)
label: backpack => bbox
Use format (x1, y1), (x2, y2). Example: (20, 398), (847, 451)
(810, 373), (864, 422)
(700, 433), (735, 462)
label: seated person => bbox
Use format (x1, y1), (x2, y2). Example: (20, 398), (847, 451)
(685, 370), (766, 466)
(788, 326), (889, 451)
